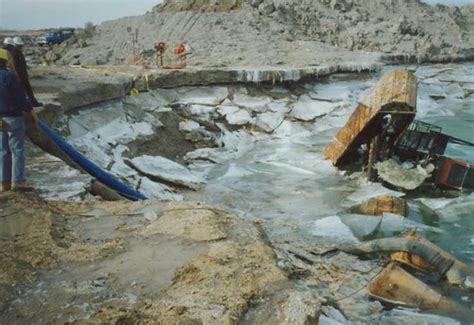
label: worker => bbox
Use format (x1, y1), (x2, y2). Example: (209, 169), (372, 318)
(2, 37), (18, 76)
(12, 37), (42, 107)
(0, 48), (38, 192)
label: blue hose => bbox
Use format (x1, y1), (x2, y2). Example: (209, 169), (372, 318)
(39, 120), (148, 200)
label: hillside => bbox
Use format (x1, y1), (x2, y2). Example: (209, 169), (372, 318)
(59, 0), (474, 67)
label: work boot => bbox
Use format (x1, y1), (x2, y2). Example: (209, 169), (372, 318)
(12, 182), (34, 192)
(0, 182), (12, 192)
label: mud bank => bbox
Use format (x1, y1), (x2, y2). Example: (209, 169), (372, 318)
(0, 193), (290, 323)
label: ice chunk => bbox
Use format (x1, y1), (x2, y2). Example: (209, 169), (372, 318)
(379, 212), (442, 235)
(184, 147), (228, 163)
(318, 315), (344, 325)
(217, 105), (239, 116)
(129, 155), (206, 190)
(310, 216), (359, 244)
(268, 99), (291, 114)
(219, 164), (254, 179)
(179, 120), (201, 132)
(150, 88), (178, 104)
(320, 305), (348, 324)
(272, 120), (312, 139)
(254, 112), (285, 132)
(232, 93), (272, 111)
(138, 177), (183, 201)
(188, 104), (217, 119)
(339, 214), (382, 238)
(381, 308), (460, 324)
(290, 95), (338, 121)
(225, 110), (253, 125)
(123, 92), (161, 112)
(375, 159), (431, 191)
(176, 86), (228, 106)
(445, 83), (465, 99)
(343, 182), (404, 207)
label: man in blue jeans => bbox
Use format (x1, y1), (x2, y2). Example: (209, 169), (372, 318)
(0, 48), (38, 192)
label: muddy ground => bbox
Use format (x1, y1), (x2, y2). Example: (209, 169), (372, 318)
(0, 193), (292, 323)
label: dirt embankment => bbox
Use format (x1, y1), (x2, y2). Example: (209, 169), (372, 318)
(0, 192), (294, 323)
(56, 0), (474, 67)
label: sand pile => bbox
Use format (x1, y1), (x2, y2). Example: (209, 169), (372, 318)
(58, 0), (474, 67)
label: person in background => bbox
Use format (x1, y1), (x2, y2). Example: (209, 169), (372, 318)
(12, 37), (43, 107)
(2, 37), (18, 76)
(0, 48), (38, 192)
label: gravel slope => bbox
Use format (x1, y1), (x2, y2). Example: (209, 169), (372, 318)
(58, 0), (474, 67)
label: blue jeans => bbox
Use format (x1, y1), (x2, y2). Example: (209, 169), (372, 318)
(0, 116), (26, 186)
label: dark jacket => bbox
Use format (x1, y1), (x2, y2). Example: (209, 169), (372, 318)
(0, 68), (32, 117)
(12, 47), (29, 85)
(10, 46), (38, 104)
(2, 45), (18, 76)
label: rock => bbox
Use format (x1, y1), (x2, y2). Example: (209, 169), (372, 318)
(279, 290), (321, 325)
(258, 2), (274, 15)
(249, 0), (263, 8)
(128, 155), (206, 190)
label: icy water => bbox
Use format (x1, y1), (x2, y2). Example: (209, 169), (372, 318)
(195, 64), (474, 320)
(47, 63), (474, 322)
(200, 64), (474, 262)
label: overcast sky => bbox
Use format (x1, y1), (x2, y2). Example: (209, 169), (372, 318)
(0, 0), (473, 30)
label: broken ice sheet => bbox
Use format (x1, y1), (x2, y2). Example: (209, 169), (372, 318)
(232, 92), (272, 112)
(342, 182), (404, 207)
(380, 308), (460, 325)
(225, 109), (253, 125)
(175, 86), (228, 106)
(310, 215), (359, 245)
(179, 120), (201, 132)
(218, 163), (254, 179)
(254, 112), (285, 132)
(122, 92), (161, 112)
(138, 177), (183, 201)
(375, 159), (431, 191)
(129, 155), (206, 190)
(290, 95), (338, 121)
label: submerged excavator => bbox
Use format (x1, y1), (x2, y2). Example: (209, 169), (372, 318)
(324, 69), (474, 191)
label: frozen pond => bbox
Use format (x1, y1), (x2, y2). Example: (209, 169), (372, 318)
(50, 63), (474, 322)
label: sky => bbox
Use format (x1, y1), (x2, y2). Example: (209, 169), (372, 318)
(0, 0), (161, 30)
(0, 0), (473, 30)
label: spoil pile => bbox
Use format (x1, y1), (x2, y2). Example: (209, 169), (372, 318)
(58, 0), (474, 67)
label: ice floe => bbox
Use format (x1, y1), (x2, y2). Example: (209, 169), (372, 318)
(225, 109), (253, 125)
(129, 155), (205, 190)
(290, 95), (338, 121)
